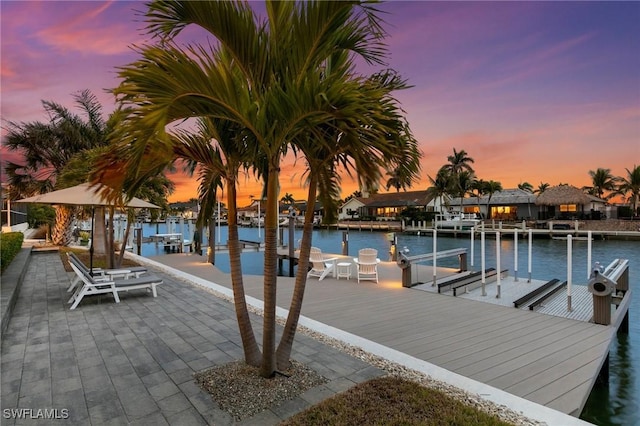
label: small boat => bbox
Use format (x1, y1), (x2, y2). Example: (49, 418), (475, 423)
(434, 212), (481, 229)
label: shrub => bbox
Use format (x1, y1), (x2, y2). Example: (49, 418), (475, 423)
(0, 232), (25, 273)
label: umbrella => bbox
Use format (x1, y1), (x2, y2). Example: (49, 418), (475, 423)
(16, 182), (160, 273)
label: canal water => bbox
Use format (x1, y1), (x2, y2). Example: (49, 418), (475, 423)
(134, 222), (637, 425)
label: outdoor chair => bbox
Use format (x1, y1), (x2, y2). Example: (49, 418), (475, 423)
(307, 247), (338, 281)
(66, 252), (147, 293)
(354, 248), (381, 283)
(67, 258), (163, 310)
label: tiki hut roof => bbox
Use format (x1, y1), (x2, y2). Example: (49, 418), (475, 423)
(534, 185), (591, 206)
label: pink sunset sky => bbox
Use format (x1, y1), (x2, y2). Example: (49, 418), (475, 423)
(1, 1), (639, 203)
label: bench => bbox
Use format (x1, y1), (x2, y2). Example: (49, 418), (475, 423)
(452, 269), (505, 296)
(513, 278), (562, 308)
(527, 281), (567, 310)
(437, 269), (491, 293)
(67, 258), (162, 310)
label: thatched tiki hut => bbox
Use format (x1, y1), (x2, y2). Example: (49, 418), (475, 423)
(535, 185), (595, 220)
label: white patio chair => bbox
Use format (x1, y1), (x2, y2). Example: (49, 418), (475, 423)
(354, 248), (381, 283)
(307, 247), (337, 281)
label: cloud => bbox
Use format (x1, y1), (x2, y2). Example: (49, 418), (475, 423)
(34, 2), (145, 55)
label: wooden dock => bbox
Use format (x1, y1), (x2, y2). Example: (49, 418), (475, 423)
(145, 251), (630, 418)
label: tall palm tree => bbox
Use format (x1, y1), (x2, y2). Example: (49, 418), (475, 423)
(446, 148), (475, 176)
(444, 148), (475, 212)
(617, 165), (640, 216)
(276, 69), (420, 368)
(587, 168), (617, 200)
(3, 90), (109, 245)
(105, 0), (415, 377)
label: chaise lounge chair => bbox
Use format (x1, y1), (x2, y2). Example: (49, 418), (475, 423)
(67, 257), (162, 310)
(66, 252), (148, 293)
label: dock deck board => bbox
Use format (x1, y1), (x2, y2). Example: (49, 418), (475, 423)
(151, 252), (625, 417)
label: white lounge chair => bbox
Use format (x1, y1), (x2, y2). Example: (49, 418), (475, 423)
(307, 247), (337, 281)
(67, 258), (162, 310)
(66, 252), (147, 293)
(354, 248), (381, 283)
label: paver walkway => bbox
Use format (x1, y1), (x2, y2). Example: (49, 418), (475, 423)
(0, 252), (383, 425)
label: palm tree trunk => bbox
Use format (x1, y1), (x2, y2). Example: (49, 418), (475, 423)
(51, 205), (75, 246)
(227, 181), (261, 366)
(276, 174), (317, 369)
(260, 165), (280, 378)
(116, 209), (135, 268)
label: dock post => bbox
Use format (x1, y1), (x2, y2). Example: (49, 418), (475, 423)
(208, 221), (215, 265)
(288, 216), (295, 277)
(481, 231), (486, 296)
(342, 231), (349, 256)
(495, 231), (501, 299)
(432, 229), (437, 287)
(514, 228), (518, 282)
(527, 229), (532, 282)
(470, 229), (474, 267)
(567, 235), (572, 311)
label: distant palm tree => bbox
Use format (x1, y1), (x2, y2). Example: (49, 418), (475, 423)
(483, 180), (503, 219)
(385, 167), (409, 192)
(535, 182), (550, 194)
(587, 168), (617, 200)
(617, 165), (640, 216)
(517, 182), (534, 219)
(518, 182), (534, 193)
(471, 178), (486, 217)
(426, 167), (451, 214)
(446, 148), (474, 175)
(444, 149), (475, 212)
(453, 170), (475, 212)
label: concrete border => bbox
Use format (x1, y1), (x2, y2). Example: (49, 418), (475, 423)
(129, 252), (592, 426)
(0, 247), (32, 337)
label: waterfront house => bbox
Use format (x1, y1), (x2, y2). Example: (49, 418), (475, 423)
(535, 185), (607, 220)
(338, 190), (435, 221)
(451, 188), (538, 220)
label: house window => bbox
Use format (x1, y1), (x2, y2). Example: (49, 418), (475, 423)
(559, 204), (577, 212)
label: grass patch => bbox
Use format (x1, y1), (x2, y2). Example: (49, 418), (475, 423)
(281, 376), (513, 426)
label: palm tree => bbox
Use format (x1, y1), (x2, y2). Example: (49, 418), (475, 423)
(444, 148), (475, 212)
(483, 180), (503, 219)
(451, 170), (475, 213)
(617, 165), (640, 216)
(385, 165), (413, 192)
(471, 178), (486, 217)
(517, 182), (534, 219)
(535, 182), (550, 194)
(446, 148), (475, 176)
(106, 0), (415, 377)
(587, 168), (617, 200)
(276, 69), (420, 368)
(3, 90), (109, 245)
(518, 182), (534, 193)
(425, 167), (451, 214)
